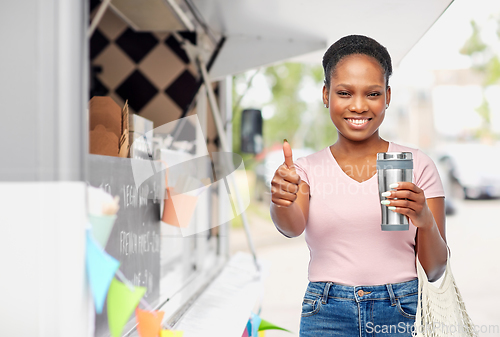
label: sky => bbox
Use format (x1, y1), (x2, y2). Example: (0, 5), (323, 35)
(401, 0), (500, 70)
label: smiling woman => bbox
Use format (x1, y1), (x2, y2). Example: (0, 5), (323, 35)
(327, 54), (388, 140)
(269, 35), (448, 337)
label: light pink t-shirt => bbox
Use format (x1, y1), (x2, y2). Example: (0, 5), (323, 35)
(294, 141), (445, 286)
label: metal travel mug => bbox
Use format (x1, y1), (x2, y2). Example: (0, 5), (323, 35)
(377, 152), (413, 231)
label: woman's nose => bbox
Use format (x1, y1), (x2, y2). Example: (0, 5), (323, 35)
(349, 97), (368, 113)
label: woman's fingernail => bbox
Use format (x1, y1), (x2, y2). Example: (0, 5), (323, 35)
(389, 183), (399, 189)
(381, 191), (391, 197)
(381, 200), (390, 205)
(388, 206), (396, 211)
(284, 139), (288, 143)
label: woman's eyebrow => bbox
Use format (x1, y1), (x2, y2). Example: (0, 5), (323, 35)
(335, 84), (384, 89)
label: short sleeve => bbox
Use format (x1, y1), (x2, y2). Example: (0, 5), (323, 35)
(414, 149), (445, 199)
(294, 156), (310, 186)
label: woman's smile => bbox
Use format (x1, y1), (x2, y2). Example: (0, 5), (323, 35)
(345, 117), (372, 129)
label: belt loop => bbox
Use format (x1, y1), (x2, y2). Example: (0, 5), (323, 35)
(386, 284), (397, 306)
(322, 282), (331, 304)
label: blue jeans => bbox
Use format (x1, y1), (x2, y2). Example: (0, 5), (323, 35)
(299, 278), (418, 337)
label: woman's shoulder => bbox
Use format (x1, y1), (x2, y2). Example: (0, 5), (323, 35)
(294, 147), (330, 166)
(389, 141), (419, 153)
(293, 147), (331, 184)
(389, 141), (433, 163)
(390, 141), (425, 161)
(389, 141), (441, 178)
(389, 141), (445, 197)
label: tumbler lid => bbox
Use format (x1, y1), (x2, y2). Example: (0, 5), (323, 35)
(377, 152), (413, 161)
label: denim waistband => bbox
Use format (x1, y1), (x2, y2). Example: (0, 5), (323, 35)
(306, 278), (418, 304)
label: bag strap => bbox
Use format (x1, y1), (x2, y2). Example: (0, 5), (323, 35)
(416, 244), (451, 285)
(414, 245), (452, 336)
(415, 245), (478, 337)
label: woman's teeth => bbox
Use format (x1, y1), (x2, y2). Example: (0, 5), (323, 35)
(346, 118), (369, 125)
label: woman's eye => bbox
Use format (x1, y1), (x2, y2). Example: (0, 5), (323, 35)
(368, 92), (381, 97)
(337, 91), (350, 96)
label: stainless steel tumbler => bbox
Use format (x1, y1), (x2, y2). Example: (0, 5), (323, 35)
(377, 152), (413, 231)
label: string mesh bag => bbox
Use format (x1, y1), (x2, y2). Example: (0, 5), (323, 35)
(413, 248), (477, 337)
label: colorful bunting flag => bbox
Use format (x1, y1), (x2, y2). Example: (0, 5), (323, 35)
(246, 319), (252, 337)
(160, 330), (184, 337)
(85, 230), (120, 314)
(136, 308), (165, 337)
(250, 312), (262, 337)
(89, 214), (117, 248)
(163, 187), (198, 228)
(258, 318), (291, 333)
(107, 278), (146, 337)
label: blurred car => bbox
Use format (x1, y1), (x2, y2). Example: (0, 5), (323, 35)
(254, 147), (315, 201)
(437, 143), (500, 200)
(432, 154), (458, 215)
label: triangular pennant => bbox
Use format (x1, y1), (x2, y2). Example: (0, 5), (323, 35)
(136, 308), (165, 337)
(85, 230), (120, 314)
(107, 278), (146, 337)
(163, 188), (198, 228)
(250, 312), (262, 337)
(171, 192), (198, 228)
(89, 214), (117, 248)
(258, 319), (291, 332)
(160, 330), (184, 337)
(245, 319), (252, 336)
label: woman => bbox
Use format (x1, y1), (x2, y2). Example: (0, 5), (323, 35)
(270, 35), (448, 336)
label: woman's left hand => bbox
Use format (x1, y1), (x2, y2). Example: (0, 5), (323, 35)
(381, 182), (435, 229)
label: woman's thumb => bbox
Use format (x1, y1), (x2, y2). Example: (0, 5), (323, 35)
(283, 139), (294, 168)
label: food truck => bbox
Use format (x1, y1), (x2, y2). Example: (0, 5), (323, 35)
(1, 0), (453, 336)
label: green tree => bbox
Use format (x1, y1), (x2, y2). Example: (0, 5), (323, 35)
(263, 63), (308, 147)
(233, 62), (337, 159)
(460, 17), (500, 139)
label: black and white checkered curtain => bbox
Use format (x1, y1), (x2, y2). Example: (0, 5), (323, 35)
(90, 2), (200, 127)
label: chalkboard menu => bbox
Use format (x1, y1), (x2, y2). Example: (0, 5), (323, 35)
(88, 154), (164, 337)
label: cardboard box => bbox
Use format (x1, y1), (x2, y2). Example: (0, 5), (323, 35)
(89, 97), (121, 138)
(89, 97), (129, 157)
(89, 124), (119, 157)
(118, 101), (129, 158)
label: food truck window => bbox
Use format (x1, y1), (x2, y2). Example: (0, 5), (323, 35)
(88, 3), (228, 335)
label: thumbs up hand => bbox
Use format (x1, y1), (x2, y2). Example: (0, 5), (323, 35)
(271, 140), (302, 207)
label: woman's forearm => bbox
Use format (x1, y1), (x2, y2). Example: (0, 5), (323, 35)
(270, 201), (306, 238)
(417, 218), (448, 282)
(387, 187), (448, 282)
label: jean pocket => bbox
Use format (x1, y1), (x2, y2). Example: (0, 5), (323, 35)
(396, 293), (418, 319)
(301, 292), (322, 317)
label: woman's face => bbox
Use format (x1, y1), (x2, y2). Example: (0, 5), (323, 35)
(323, 54), (391, 143)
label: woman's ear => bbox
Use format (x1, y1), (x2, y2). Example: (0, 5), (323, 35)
(386, 86), (391, 106)
(322, 85), (329, 107)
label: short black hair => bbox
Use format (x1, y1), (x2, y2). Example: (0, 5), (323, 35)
(322, 35), (392, 89)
